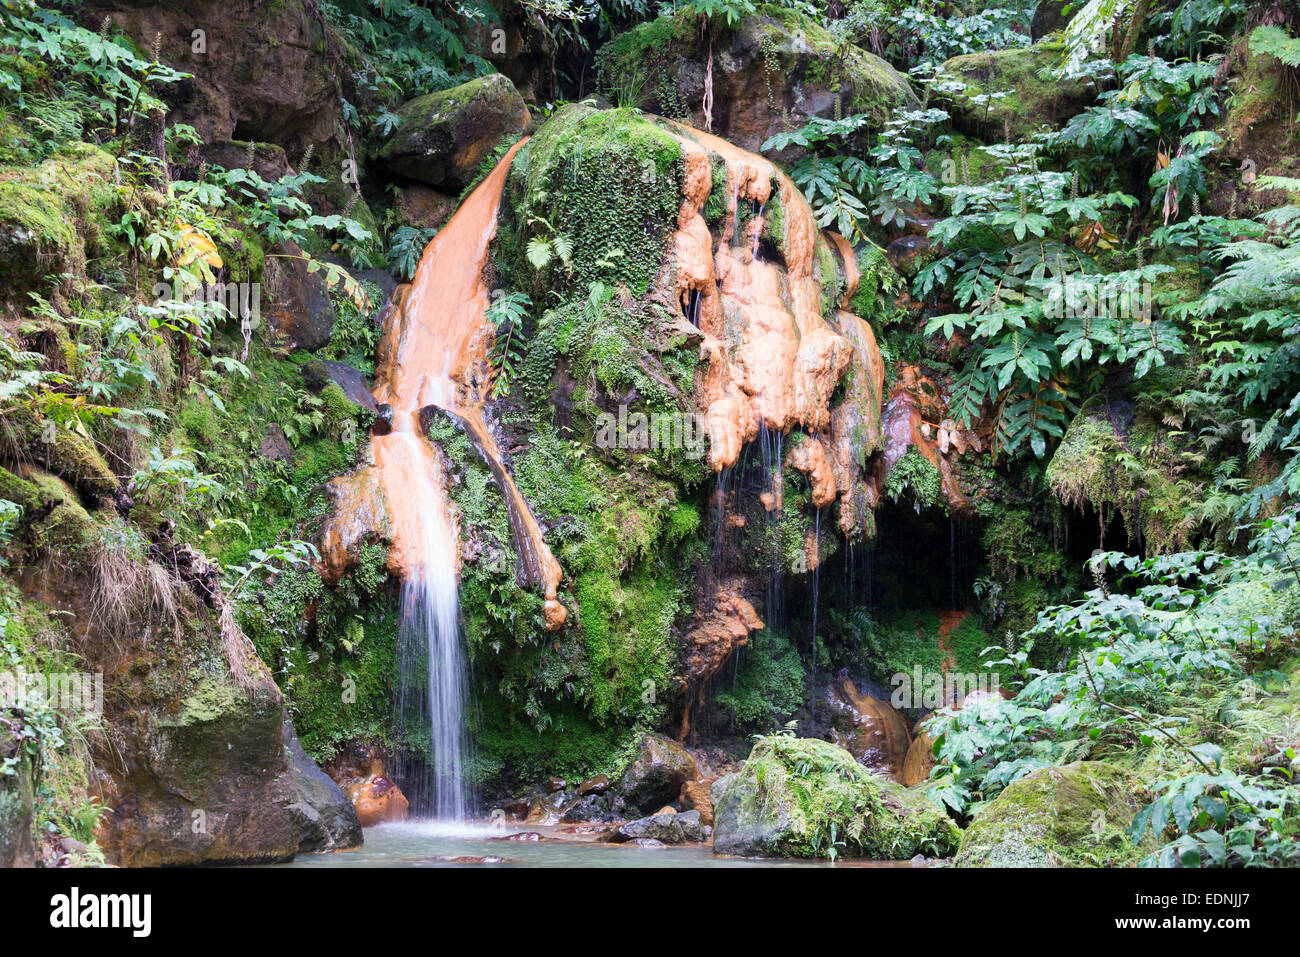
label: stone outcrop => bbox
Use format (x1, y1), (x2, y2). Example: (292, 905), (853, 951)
(261, 241), (337, 352)
(374, 74), (530, 191)
(77, 1), (346, 159)
(596, 6), (918, 162)
(616, 733), (700, 815)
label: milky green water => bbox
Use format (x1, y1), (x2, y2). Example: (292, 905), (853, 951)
(277, 821), (922, 868)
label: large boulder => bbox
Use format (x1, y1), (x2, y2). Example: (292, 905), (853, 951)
(374, 74), (530, 191)
(261, 241), (337, 352)
(22, 538), (349, 865)
(955, 761), (1153, 867)
(608, 809), (705, 844)
(283, 719), (363, 853)
(712, 736), (960, 859)
(615, 733), (700, 815)
(77, 1), (345, 158)
(939, 42), (1095, 142)
(595, 5), (919, 162)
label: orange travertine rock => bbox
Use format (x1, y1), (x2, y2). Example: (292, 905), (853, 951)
(319, 464), (390, 586)
(881, 364), (973, 512)
(667, 122), (858, 477)
(787, 437), (838, 509)
(678, 579), (765, 739)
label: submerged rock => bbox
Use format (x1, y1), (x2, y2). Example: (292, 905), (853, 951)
(712, 736), (960, 859)
(616, 733), (700, 815)
(955, 761), (1153, 867)
(374, 73), (530, 191)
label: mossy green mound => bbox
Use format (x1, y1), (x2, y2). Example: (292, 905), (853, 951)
(955, 761), (1153, 867)
(940, 42), (1094, 142)
(713, 735), (961, 859)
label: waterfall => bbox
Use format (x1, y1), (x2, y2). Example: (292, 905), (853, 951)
(365, 138), (565, 820)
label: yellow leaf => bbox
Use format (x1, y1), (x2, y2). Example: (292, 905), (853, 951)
(176, 222), (223, 269)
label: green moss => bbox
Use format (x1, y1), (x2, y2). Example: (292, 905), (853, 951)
(849, 240), (904, 327)
(501, 105), (683, 299)
(714, 735), (961, 859)
(955, 761), (1153, 867)
(941, 41), (1092, 140)
(1047, 397), (1202, 554)
(595, 5), (918, 131)
(0, 145), (122, 295)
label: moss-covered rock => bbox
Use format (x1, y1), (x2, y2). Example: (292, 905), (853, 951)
(1208, 31), (1300, 217)
(955, 761), (1153, 867)
(712, 735), (961, 858)
(1046, 393), (1201, 554)
(594, 5), (918, 162)
(500, 103), (684, 299)
(940, 41), (1094, 142)
(0, 145), (120, 302)
(374, 73), (530, 191)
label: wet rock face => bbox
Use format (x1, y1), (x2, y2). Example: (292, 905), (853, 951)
(679, 578), (764, 737)
(347, 775), (411, 828)
(77, 1), (344, 158)
(322, 742), (410, 829)
(597, 7), (918, 163)
(616, 733), (700, 815)
(374, 74), (530, 191)
(283, 719), (364, 853)
(679, 779), (715, 826)
(826, 675), (912, 782)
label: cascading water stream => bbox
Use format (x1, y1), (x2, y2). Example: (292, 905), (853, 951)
(361, 138), (565, 820)
(382, 414), (469, 820)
